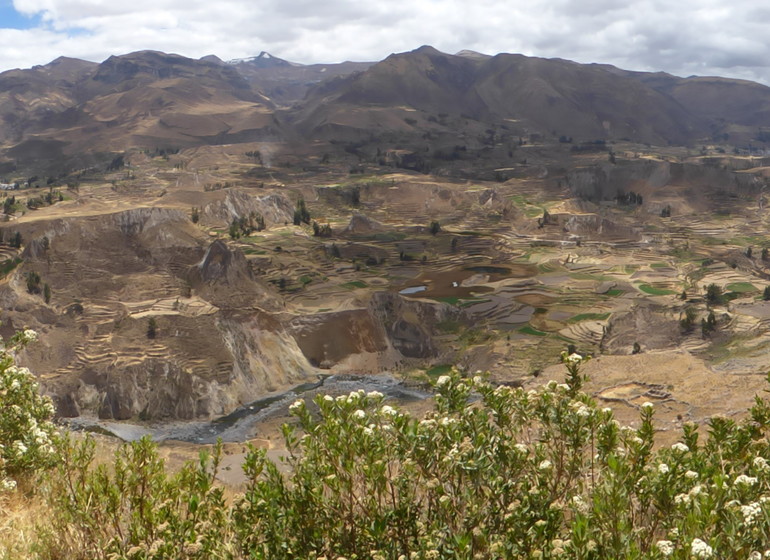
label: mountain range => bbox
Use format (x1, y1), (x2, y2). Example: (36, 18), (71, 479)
(2, 45), (770, 175)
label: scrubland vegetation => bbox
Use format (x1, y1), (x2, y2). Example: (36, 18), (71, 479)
(2, 333), (770, 558)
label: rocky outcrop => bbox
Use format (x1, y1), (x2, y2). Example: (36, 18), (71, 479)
(343, 212), (386, 234)
(191, 240), (252, 286)
(369, 292), (464, 359)
(202, 189), (294, 227)
(188, 240), (281, 309)
(287, 309), (388, 368)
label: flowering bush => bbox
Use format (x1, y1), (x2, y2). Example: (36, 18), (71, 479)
(35, 353), (770, 559)
(42, 436), (234, 560)
(233, 355), (770, 559)
(0, 329), (57, 491)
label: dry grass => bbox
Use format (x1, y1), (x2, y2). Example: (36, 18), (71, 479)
(0, 479), (51, 559)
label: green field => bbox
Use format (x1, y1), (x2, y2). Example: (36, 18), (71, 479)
(519, 325), (548, 337)
(638, 284), (677, 296)
(726, 282), (757, 293)
(568, 312), (610, 323)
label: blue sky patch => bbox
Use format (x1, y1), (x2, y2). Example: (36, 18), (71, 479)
(0, 1), (41, 30)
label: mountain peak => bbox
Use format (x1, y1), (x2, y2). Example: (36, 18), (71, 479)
(227, 51), (298, 68)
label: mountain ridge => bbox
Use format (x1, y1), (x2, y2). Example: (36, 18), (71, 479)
(2, 45), (770, 175)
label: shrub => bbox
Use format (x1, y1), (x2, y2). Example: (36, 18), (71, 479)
(705, 283), (723, 305)
(0, 329), (57, 491)
(24, 354), (770, 558)
(43, 436), (233, 559)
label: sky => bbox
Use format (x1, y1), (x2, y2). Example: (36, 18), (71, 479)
(0, 0), (769, 85)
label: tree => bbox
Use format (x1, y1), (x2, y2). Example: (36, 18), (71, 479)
(764, 286), (770, 301)
(26, 271), (41, 294)
(705, 283), (723, 305)
(429, 221), (441, 235)
(191, 207), (200, 224)
(147, 317), (158, 339)
(312, 221), (332, 237)
(9, 231), (21, 248)
(229, 220), (241, 239)
(293, 197), (310, 225)
(3, 195), (15, 214)
(702, 311), (717, 336)
(43, 283), (51, 304)
(680, 306), (697, 332)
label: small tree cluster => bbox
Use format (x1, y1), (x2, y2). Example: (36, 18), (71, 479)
(680, 306), (697, 332)
(26, 271), (41, 294)
(701, 311), (717, 336)
(229, 212), (265, 239)
(616, 190), (643, 205)
(9, 231), (22, 248)
(293, 197), (311, 226)
(705, 283), (723, 305)
(312, 221), (333, 237)
(147, 317), (158, 339)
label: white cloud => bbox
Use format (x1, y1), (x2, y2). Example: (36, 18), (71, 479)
(0, 0), (769, 86)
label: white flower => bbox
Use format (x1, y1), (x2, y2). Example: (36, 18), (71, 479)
(671, 442), (689, 453)
(288, 399), (304, 413)
(656, 540), (674, 557)
(514, 443), (528, 455)
(539, 460), (552, 471)
(367, 391), (383, 400)
(658, 463), (670, 474)
(641, 401), (654, 410)
(749, 552), (762, 560)
(380, 405), (398, 417)
(735, 474), (758, 486)
(674, 493), (690, 505)
(755, 457), (770, 472)
(602, 407), (612, 414)
(571, 495), (589, 514)
(691, 538), (713, 559)
(436, 375), (451, 387)
(353, 410), (366, 420)
(685, 470), (699, 480)
(566, 352), (583, 363)
(323, 395), (334, 402)
(557, 383), (570, 391)
(363, 427), (373, 436)
(689, 484), (703, 497)
(13, 441), (27, 455)
(22, 329), (38, 343)
(575, 404), (591, 418)
(0, 478), (16, 492)
(742, 502), (762, 525)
